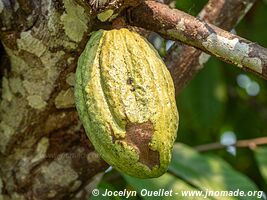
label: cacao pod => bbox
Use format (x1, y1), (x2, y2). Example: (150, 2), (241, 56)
(75, 28), (179, 178)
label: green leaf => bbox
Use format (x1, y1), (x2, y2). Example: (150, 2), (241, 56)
(169, 143), (259, 200)
(254, 146), (267, 183)
(124, 173), (209, 200)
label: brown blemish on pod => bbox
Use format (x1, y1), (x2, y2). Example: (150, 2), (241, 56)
(125, 121), (159, 169)
(109, 121), (160, 169)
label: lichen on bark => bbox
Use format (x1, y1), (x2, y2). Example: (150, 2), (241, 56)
(0, 0), (108, 199)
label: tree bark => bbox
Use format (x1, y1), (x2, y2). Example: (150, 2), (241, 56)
(129, 1), (267, 94)
(0, 0), (262, 199)
(0, 0), (109, 199)
(165, 0), (257, 93)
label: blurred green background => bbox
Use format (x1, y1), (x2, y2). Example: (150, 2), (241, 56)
(91, 1), (267, 199)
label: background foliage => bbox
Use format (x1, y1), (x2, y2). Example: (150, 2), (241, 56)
(91, 0), (267, 199)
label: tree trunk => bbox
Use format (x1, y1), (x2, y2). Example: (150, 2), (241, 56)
(0, 0), (109, 199)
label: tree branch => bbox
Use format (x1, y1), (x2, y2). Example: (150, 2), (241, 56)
(129, 1), (267, 92)
(165, 0), (257, 93)
(195, 137), (267, 152)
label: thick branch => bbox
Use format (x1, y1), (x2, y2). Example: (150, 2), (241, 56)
(129, 1), (267, 91)
(165, 0), (256, 93)
(195, 137), (267, 152)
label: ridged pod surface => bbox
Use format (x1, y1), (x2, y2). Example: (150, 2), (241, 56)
(75, 28), (179, 178)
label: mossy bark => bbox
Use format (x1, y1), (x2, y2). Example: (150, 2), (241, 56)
(0, 0), (109, 199)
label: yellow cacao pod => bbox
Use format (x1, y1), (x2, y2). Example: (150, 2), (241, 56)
(75, 28), (179, 178)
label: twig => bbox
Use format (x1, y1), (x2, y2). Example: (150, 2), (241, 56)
(195, 137), (267, 152)
(129, 1), (267, 92)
